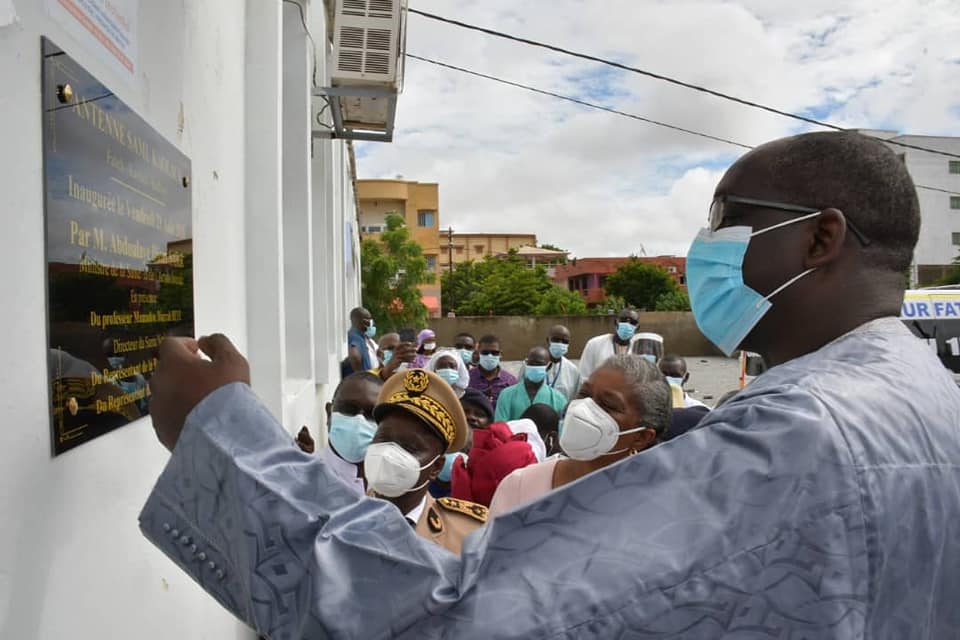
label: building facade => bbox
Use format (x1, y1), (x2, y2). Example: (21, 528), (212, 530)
(554, 256), (687, 307)
(0, 1), (363, 637)
(858, 131), (960, 286)
(494, 245), (569, 278)
(438, 232), (538, 271)
(357, 179), (442, 317)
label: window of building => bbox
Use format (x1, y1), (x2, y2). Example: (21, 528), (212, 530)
(953, 232), (960, 246)
(417, 210), (436, 227)
(950, 161), (960, 174)
(666, 266), (677, 273)
(951, 196), (960, 209)
(425, 255), (437, 273)
(454, 246), (464, 254)
(474, 245), (485, 254)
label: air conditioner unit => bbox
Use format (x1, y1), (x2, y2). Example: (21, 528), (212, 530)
(316, 0), (407, 142)
(333, 0), (402, 85)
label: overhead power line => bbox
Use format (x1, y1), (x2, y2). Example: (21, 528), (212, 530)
(405, 54), (960, 197)
(406, 54), (751, 150)
(408, 8), (960, 160)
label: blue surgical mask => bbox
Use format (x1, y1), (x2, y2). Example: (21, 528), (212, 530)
(381, 350), (394, 365)
(438, 452), (466, 482)
(666, 376), (684, 387)
(106, 356), (125, 369)
(459, 348), (474, 365)
(548, 342), (569, 359)
(365, 323), (377, 338)
(328, 411), (378, 463)
(524, 365), (547, 383)
(640, 354), (657, 364)
(436, 367), (461, 387)
(479, 354), (500, 371)
(686, 213), (820, 357)
(616, 322), (636, 341)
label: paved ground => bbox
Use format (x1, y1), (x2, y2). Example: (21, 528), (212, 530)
(502, 356), (741, 408)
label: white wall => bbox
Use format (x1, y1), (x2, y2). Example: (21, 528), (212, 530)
(0, 0), (360, 636)
(892, 136), (960, 266)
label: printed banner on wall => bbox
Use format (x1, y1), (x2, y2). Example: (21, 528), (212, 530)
(47, 0), (138, 79)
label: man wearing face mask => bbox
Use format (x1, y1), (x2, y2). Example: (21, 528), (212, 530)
(364, 369), (488, 554)
(373, 332), (417, 381)
(295, 371), (383, 497)
(658, 354), (708, 409)
(454, 332), (477, 369)
(346, 306), (378, 376)
(494, 346), (568, 422)
(577, 308), (639, 382)
(467, 334), (516, 408)
(143, 131), (960, 637)
(517, 325), (581, 402)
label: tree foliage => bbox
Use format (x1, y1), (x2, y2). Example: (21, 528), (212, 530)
(441, 255), (589, 316)
(654, 289), (691, 311)
(360, 213), (429, 332)
(604, 260), (680, 311)
(936, 254), (960, 286)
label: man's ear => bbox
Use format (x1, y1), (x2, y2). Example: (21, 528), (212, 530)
(428, 453), (445, 480)
(806, 208), (848, 269)
(682, 372), (690, 385)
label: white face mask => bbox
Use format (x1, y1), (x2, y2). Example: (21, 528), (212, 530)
(363, 442), (441, 498)
(559, 397), (649, 461)
(423, 342), (437, 352)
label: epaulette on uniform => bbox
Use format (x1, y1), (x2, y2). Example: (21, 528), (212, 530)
(437, 497), (488, 523)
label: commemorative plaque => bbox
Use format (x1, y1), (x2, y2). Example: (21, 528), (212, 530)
(42, 38), (193, 455)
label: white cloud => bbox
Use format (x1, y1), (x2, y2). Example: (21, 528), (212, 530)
(355, 0), (960, 258)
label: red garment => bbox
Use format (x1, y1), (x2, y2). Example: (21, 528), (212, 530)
(451, 422), (537, 507)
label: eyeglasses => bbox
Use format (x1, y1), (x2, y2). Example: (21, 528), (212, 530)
(617, 317), (639, 326)
(479, 349), (501, 357)
(709, 194), (871, 246)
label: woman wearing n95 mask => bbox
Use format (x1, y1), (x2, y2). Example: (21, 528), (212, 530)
(488, 355), (671, 517)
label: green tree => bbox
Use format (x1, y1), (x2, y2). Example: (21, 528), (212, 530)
(360, 213), (429, 331)
(654, 289), (691, 311)
(604, 259), (679, 311)
(593, 294), (628, 316)
(534, 285), (589, 315)
(936, 254), (960, 286)
(441, 254), (590, 316)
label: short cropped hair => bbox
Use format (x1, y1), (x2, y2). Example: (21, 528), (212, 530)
(763, 131), (920, 272)
(478, 334), (499, 345)
(599, 354), (672, 435)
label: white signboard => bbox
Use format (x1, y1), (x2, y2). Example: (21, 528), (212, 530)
(47, 0), (138, 78)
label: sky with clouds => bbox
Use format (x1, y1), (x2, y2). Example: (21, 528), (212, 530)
(355, 0), (960, 258)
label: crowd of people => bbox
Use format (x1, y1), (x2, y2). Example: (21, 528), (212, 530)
(140, 131), (960, 638)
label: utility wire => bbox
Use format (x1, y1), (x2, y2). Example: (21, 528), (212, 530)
(408, 8), (960, 160)
(407, 54), (751, 150)
(283, 0), (319, 88)
(406, 54), (960, 197)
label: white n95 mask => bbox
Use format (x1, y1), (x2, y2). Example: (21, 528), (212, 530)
(560, 397), (648, 461)
(363, 442), (440, 498)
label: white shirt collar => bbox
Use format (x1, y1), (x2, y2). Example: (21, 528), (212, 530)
(404, 494), (428, 523)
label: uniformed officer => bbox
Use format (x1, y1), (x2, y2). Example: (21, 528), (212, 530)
(365, 369), (487, 554)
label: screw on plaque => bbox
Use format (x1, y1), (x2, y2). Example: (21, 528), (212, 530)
(182, 176), (190, 188)
(57, 84), (74, 104)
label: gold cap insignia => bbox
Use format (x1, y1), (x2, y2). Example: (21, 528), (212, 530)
(403, 369), (430, 395)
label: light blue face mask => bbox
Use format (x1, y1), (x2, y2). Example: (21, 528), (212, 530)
(381, 350), (393, 365)
(436, 367), (461, 387)
(525, 365), (547, 383)
(640, 354), (657, 364)
(106, 356), (125, 369)
(365, 323), (377, 338)
(616, 322), (636, 341)
(438, 452), (466, 482)
(478, 354), (500, 371)
(459, 349), (474, 365)
(548, 341), (569, 359)
(686, 212), (820, 357)
(328, 411), (378, 463)
(665, 376), (684, 387)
